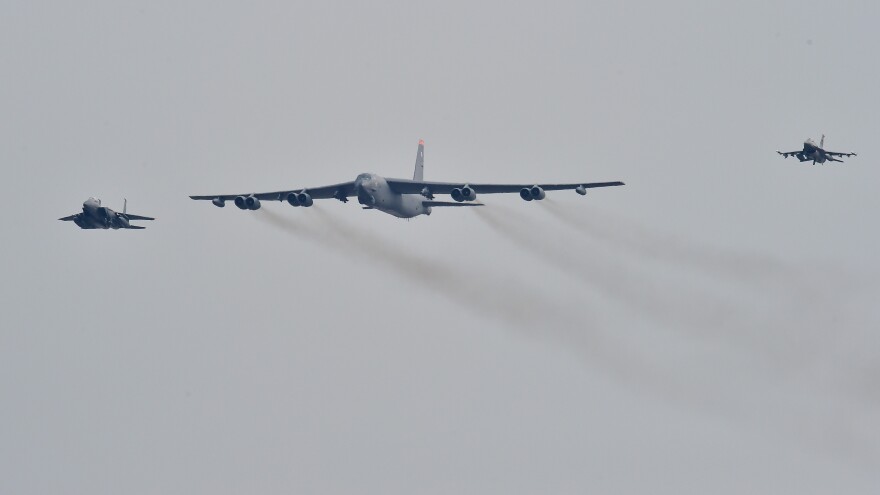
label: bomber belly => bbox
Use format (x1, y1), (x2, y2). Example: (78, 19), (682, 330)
(375, 195), (422, 218)
(356, 174), (426, 218)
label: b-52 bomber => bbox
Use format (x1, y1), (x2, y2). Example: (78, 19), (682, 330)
(190, 140), (625, 219)
(59, 198), (154, 229)
(777, 135), (857, 165)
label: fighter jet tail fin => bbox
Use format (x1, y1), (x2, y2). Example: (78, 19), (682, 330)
(413, 139), (425, 181)
(123, 198), (127, 214)
(820, 134), (825, 148)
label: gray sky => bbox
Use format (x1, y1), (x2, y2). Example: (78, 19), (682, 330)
(2, 0), (879, 493)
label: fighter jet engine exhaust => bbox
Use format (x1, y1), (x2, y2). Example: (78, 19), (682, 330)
(451, 186), (477, 202)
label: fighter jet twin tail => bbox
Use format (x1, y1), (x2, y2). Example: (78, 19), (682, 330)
(59, 197), (154, 230)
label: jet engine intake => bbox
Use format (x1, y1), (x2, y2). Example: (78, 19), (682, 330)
(461, 185), (476, 201)
(245, 195), (261, 210)
(234, 196), (248, 209)
(575, 185), (587, 196)
(212, 197), (226, 207)
(286, 192), (300, 206)
(520, 188), (533, 201)
(529, 186), (546, 200)
(452, 186), (476, 202)
(296, 192), (313, 207)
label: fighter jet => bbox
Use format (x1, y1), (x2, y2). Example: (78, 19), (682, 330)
(777, 135), (857, 164)
(59, 198), (154, 229)
(190, 140), (625, 219)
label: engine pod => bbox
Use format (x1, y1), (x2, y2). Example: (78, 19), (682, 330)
(296, 192), (313, 207)
(529, 186), (546, 200)
(245, 195), (261, 210)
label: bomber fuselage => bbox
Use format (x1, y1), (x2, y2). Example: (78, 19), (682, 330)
(354, 173), (432, 218)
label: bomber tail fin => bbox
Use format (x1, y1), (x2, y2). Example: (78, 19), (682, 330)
(413, 139), (425, 181)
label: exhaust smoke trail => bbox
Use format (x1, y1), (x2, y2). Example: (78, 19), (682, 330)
(533, 201), (869, 356)
(538, 200), (860, 297)
(473, 206), (752, 339)
(472, 201), (875, 390)
(471, 203), (880, 467)
(254, 207), (689, 399)
(256, 207), (879, 467)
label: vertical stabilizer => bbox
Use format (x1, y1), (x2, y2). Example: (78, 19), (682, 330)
(123, 198), (127, 214)
(820, 134), (825, 148)
(413, 139), (425, 181)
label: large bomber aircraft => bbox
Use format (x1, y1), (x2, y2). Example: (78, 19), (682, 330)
(777, 135), (857, 165)
(59, 198), (154, 229)
(190, 140), (625, 218)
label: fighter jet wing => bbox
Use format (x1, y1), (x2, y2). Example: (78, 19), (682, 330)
(386, 179), (624, 195)
(58, 214), (79, 221)
(190, 181), (356, 202)
(123, 214), (155, 221)
(776, 150), (801, 158)
(826, 150), (857, 157)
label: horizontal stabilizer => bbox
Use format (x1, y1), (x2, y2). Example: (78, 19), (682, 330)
(126, 225), (147, 229)
(124, 214), (155, 221)
(423, 201), (484, 207)
(58, 214), (78, 221)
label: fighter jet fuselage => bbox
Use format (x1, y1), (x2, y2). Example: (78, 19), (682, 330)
(59, 198), (154, 229)
(777, 135), (857, 165)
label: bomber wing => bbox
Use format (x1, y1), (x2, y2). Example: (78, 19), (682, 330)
(190, 181), (356, 203)
(386, 179), (624, 196)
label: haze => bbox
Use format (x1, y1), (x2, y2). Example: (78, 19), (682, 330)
(1, 1), (879, 493)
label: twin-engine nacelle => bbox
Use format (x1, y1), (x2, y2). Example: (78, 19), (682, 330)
(235, 195), (261, 210)
(451, 185), (477, 202)
(519, 186), (546, 201)
(286, 191), (313, 207)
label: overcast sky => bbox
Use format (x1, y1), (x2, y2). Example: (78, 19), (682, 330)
(2, 1), (879, 493)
